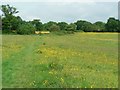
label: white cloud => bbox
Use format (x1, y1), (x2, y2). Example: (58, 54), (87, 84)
(0, 2), (118, 23)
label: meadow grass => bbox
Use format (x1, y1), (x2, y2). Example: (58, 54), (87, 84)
(2, 32), (118, 88)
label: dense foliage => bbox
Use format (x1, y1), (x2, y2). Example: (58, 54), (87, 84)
(0, 4), (119, 34)
(17, 23), (36, 34)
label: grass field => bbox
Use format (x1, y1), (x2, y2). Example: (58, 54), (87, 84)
(2, 32), (118, 88)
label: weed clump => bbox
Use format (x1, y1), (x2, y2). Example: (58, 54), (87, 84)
(48, 61), (63, 71)
(36, 49), (42, 54)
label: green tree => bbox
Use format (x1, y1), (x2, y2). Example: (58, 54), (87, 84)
(1, 4), (19, 17)
(43, 21), (57, 31)
(105, 17), (119, 32)
(17, 23), (35, 34)
(93, 21), (105, 32)
(0, 16), (2, 30)
(2, 17), (11, 30)
(75, 20), (93, 32)
(65, 23), (76, 31)
(31, 19), (43, 31)
(1, 4), (20, 31)
(11, 16), (22, 30)
(49, 24), (60, 31)
(2, 15), (22, 31)
(118, 20), (120, 32)
(65, 23), (76, 34)
(57, 22), (68, 30)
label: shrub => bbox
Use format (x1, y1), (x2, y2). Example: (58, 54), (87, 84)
(65, 23), (76, 32)
(17, 23), (35, 34)
(49, 24), (60, 31)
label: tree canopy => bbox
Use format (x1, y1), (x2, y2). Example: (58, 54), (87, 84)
(1, 4), (120, 34)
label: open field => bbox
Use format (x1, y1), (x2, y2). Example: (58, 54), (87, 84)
(2, 33), (118, 88)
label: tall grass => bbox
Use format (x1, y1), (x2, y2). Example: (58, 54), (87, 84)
(2, 33), (118, 88)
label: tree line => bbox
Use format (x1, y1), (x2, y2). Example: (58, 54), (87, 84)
(0, 4), (120, 34)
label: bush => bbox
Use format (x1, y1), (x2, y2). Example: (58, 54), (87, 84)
(17, 23), (35, 34)
(49, 24), (60, 31)
(65, 23), (76, 33)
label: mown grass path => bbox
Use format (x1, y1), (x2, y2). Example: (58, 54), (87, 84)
(2, 36), (42, 87)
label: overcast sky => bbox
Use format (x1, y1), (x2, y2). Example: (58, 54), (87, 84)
(0, 0), (119, 23)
